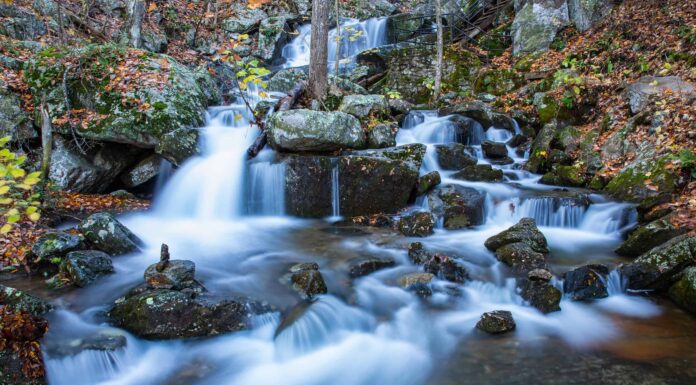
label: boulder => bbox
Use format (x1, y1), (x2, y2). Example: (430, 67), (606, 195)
(519, 279), (562, 313)
(368, 122), (398, 149)
(435, 143), (477, 170)
(338, 95), (389, 121)
(604, 155), (682, 208)
(221, 6), (267, 34)
(525, 121), (558, 173)
(424, 254), (469, 283)
(528, 268), (553, 282)
(416, 171), (441, 195)
(439, 101), (512, 130)
(144, 260), (196, 290)
(507, 133), (528, 148)
(349, 259), (396, 278)
(619, 234), (696, 291)
(0, 285), (52, 316)
(398, 272), (435, 288)
(156, 127), (200, 166)
(484, 218), (549, 254)
(267, 68), (307, 94)
(0, 82), (34, 141)
(567, 0), (613, 31)
(476, 310), (516, 334)
(59, 251), (114, 288)
(267, 109), (365, 152)
(615, 214), (687, 257)
(495, 242), (547, 275)
(669, 267), (696, 315)
(452, 164), (504, 182)
(120, 154), (161, 188)
(31, 232), (84, 262)
(624, 76), (695, 114)
(78, 213), (141, 255)
(398, 211), (435, 237)
(428, 185), (486, 229)
(109, 289), (257, 339)
(408, 242), (430, 265)
(283, 155), (334, 217)
(0, 4), (46, 40)
(539, 164), (586, 187)
(481, 140), (509, 159)
(511, 0), (570, 56)
(287, 263), (328, 299)
(257, 16), (289, 63)
(563, 264), (609, 301)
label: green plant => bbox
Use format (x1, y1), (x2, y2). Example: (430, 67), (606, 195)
(384, 88), (402, 100)
(0, 136), (42, 234)
(672, 148), (696, 178)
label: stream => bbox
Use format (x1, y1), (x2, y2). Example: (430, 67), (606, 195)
(28, 17), (696, 385)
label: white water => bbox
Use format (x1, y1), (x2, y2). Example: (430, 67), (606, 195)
(43, 18), (666, 385)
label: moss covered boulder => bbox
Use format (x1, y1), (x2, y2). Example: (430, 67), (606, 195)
(58, 250), (114, 288)
(604, 156), (682, 208)
(434, 143), (477, 170)
(453, 164), (504, 182)
(525, 121), (558, 173)
(474, 68), (524, 96)
(25, 45), (210, 165)
(485, 218), (549, 254)
(428, 185), (486, 229)
(539, 164), (587, 187)
(0, 285), (52, 316)
(669, 267), (696, 315)
(31, 232), (85, 263)
(267, 109), (366, 152)
(620, 234), (696, 291)
(338, 94), (389, 122)
(615, 214), (687, 257)
(78, 213), (141, 256)
(511, 0), (570, 56)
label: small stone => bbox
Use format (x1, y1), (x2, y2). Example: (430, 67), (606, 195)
(78, 213), (141, 255)
(349, 259), (396, 278)
(520, 279), (562, 314)
(476, 310), (516, 334)
(424, 254), (469, 283)
(398, 211), (435, 237)
(563, 264), (609, 301)
(408, 242), (430, 264)
(482, 140), (509, 159)
(528, 268), (553, 282)
(398, 272), (435, 288)
(288, 263), (327, 299)
(416, 171), (441, 195)
(144, 260), (196, 290)
(407, 283), (432, 298)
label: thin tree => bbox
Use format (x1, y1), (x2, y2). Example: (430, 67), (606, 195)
(334, 0), (341, 76)
(309, 0), (330, 101)
(432, 0), (444, 103)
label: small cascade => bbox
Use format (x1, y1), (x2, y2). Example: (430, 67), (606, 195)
(153, 159), (174, 194)
(579, 202), (637, 234)
(485, 127), (513, 142)
(282, 17), (388, 68)
(398, 112), (485, 146)
(331, 158), (341, 217)
(511, 196), (588, 228)
(45, 348), (132, 385)
(246, 151), (286, 216)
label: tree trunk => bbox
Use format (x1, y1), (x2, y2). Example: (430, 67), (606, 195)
(334, 0), (341, 76)
(309, 0), (330, 101)
(39, 99), (53, 184)
(432, 0), (444, 103)
(128, 0), (146, 49)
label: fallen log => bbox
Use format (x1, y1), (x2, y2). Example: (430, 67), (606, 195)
(247, 80), (306, 159)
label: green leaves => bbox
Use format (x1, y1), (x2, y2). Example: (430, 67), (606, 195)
(0, 136), (43, 234)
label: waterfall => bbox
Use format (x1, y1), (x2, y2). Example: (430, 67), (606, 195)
(512, 197), (588, 228)
(282, 18), (388, 68)
(246, 152), (286, 216)
(331, 158), (341, 217)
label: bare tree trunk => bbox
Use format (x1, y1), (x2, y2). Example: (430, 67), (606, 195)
(309, 0), (330, 101)
(334, 0), (341, 76)
(39, 98), (53, 184)
(128, 0), (146, 49)
(432, 0), (444, 103)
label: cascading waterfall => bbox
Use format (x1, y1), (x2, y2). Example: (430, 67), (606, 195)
(331, 158), (341, 217)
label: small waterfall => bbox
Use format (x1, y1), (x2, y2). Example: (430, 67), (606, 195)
(45, 346), (136, 385)
(402, 110), (437, 129)
(246, 153), (286, 216)
(282, 17), (388, 68)
(153, 159), (174, 194)
(516, 197), (588, 227)
(579, 202), (637, 234)
(397, 113), (484, 146)
(485, 127), (513, 142)
(331, 158), (341, 217)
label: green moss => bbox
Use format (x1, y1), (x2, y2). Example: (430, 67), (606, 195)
(474, 68), (524, 96)
(604, 156), (679, 205)
(537, 95), (560, 124)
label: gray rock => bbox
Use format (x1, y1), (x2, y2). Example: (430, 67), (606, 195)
(528, 268), (553, 282)
(519, 279), (562, 313)
(428, 185), (486, 229)
(416, 171), (441, 195)
(338, 94), (389, 120)
(0, 83), (34, 141)
(398, 211), (435, 237)
(31, 232), (84, 261)
(0, 285), (52, 316)
(59, 251), (114, 288)
(257, 17), (289, 62)
(485, 218), (549, 254)
(121, 154), (161, 188)
(287, 263), (328, 299)
(568, 0), (613, 31)
(0, 4), (47, 40)
(45, 331), (127, 357)
(619, 234), (696, 291)
(156, 127), (200, 166)
(221, 7), (267, 34)
(367, 122), (398, 149)
(423, 254), (469, 283)
(563, 264), (609, 301)
(282, 155), (334, 217)
(481, 140), (509, 159)
(615, 214), (687, 257)
(511, 0), (570, 56)
(349, 259), (396, 278)
(144, 260), (196, 290)
(452, 164), (504, 182)
(79, 213), (141, 255)
(267, 109), (366, 152)
(624, 76), (695, 114)
(398, 272), (434, 288)
(435, 143), (477, 170)
(495, 242), (547, 275)
(267, 68), (307, 94)
(476, 310), (516, 334)
(669, 267), (696, 315)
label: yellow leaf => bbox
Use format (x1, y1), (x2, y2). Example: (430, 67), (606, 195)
(148, 3), (157, 12)
(0, 185), (9, 195)
(26, 206), (38, 215)
(29, 212), (40, 222)
(0, 198), (12, 205)
(0, 224), (11, 234)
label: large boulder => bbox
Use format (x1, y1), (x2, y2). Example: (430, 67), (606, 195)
(624, 76), (695, 114)
(25, 45), (208, 164)
(221, 6), (267, 34)
(78, 213), (141, 255)
(620, 234), (696, 291)
(495, 242), (547, 275)
(267, 109), (366, 152)
(525, 121), (558, 173)
(511, 0), (570, 56)
(604, 155), (682, 208)
(338, 94), (389, 121)
(476, 310), (516, 334)
(669, 267), (696, 315)
(615, 214), (687, 257)
(0, 4), (46, 40)
(267, 68), (307, 94)
(428, 185), (486, 229)
(0, 285), (52, 316)
(485, 218), (549, 254)
(120, 154), (161, 188)
(368, 122), (398, 149)
(109, 289), (258, 339)
(283, 155), (334, 217)
(0, 81), (34, 141)
(434, 143), (477, 170)
(452, 164), (504, 182)
(567, 0), (613, 31)
(58, 251), (114, 288)
(563, 264), (609, 301)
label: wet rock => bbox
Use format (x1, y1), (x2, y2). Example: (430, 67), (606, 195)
(563, 265), (609, 301)
(528, 268), (553, 282)
(0, 285), (52, 316)
(31, 232), (84, 262)
(267, 109), (365, 152)
(488, 156), (515, 166)
(120, 154), (161, 188)
(481, 140), (509, 159)
(388, 98), (414, 116)
(428, 185), (486, 229)
(156, 127), (200, 166)
(368, 122), (398, 149)
(439, 101), (509, 130)
(424, 254), (469, 283)
(495, 242), (547, 275)
(283, 155), (333, 217)
(338, 94), (389, 121)
(507, 133), (528, 148)
(349, 259), (396, 278)
(398, 211), (435, 237)
(267, 68), (307, 94)
(539, 164), (587, 187)
(78, 213), (141, 255)
(434, 143), (477, 170)
(407, 282), (433, 298)
(619, 234), (696, 291)
(485, 218), (549, 254)
(668, 267), (696, 315)
(288, 263), (327, 299)
(398, 272), (435, 288)
(524, 121), (558, 173)
(408, 242), (430, 265)
(45, 331), (128, 357)
(511, 0), (570, 56)
(109, 289), (258, 339)
(625, 76), (695, 114)
(59, 251), (114, 288)
(615, 214), (687, 257)
(476, 310), (516, 334)
(145, 260), (196, 290)
(519, 279), (562, 313)
(416, 171), (441, 195)
(452, 164), (504, 182)
(257, 16), (289, 63)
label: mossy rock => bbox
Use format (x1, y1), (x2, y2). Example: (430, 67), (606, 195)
(604, 156), (681, 207)
(474, 68), (524, 96)
(539, 164), (586, 187)
(615, 214), (687, 257)
(620, 234), (696, 291)
(669, 267), (696, 315)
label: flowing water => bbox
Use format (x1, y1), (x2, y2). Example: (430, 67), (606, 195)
(33, 17), (696, 385)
